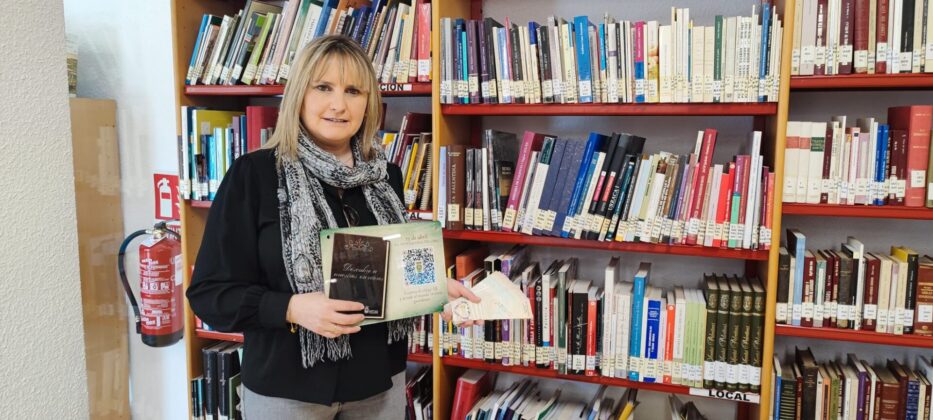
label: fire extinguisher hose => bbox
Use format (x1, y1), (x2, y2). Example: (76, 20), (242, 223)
(118, 221), (181, 335)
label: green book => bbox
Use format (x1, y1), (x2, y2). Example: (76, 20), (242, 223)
(725, 276), (743, 391)
(715, 275), (731, 390)
(749, 278), (765, 393)
(713, 16), (723, 103)
(737, 277), (753, 392)
(242, 12), (276, 85)
(703, 275), (719, 389)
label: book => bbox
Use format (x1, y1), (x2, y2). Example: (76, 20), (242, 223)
(327, 232), (391, 318)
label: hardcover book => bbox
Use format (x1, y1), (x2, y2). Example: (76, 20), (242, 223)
(327, 232), (390, 318)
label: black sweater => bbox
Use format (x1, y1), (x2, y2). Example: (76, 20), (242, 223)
(186, 149), (407, 404)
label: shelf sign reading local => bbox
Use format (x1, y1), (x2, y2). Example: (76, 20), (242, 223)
(689, 388), (760, 403)
(380, 83), (413, 92)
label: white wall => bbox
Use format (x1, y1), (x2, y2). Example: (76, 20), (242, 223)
(0, 1), (89, 419)
(62, 1), (187, 419)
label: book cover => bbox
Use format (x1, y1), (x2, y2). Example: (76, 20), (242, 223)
(327, 232), (390, 318)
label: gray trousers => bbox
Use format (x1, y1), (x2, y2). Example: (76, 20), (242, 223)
(242, 372), (406, 420)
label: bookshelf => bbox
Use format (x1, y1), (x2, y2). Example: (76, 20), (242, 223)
(782, 203), (933, 220)
(790, 74), (933, 90)
(774, 325), (933, 349)
(441, 102), (779, 116)
(185, 82), (433, 96)
(195, 329), (244, 343)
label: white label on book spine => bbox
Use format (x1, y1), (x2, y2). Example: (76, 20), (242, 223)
(447, 204), (460, 222)
(792, 303), (802, 322)
(900, 53), (912, 69)
(792, 49), (801, 72)
(586, 356), (597, 371)
(572, 354), (585, 371)
(801, 46), (815, 68)
(856, 180), (869, 198)
(840, 45), (854, 64)
(440, 80), (452, 99)
(557, 348), (568, 365)
(928, 184), (933, 200)
(918, 305), (933, 323)
(802, 303), (814, 320)
(911, 170), (927, 188)
(905, 309), (915, 327)
(484, 342), (494, 359)
(893, 179), (907, 198)
(751, 366), (761, 387)
(760, 227), (771, 247)
(468, 76), (479, 96)
(776, 303), (788, 322)
(579, 80), (593, 99)
(526, 345), (537, 363)
(815, 47), (826, 68)
(855, 51), (869, 69)
(814, 304), (824, 322)
(864, 304), (878, 320)
(877, 44), (888, 62)
(542, 81), (553, 99)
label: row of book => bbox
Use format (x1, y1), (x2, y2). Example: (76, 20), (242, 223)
(782, 105), (933, 208)
(383, 113), (433, 211)
(438, 4), (783, 105)
(452, 370), (640, 420)
(178, 106), (278, 201)
(790, 0), (933, 76)
(185, 0), (431, 87)
(406, 366), (432, 420)
(777, 229), (933, 335)
(440, 246), (765, 392)
(438, 128), (776, 251)
(771, 348), (933, 420)
(191, 341), (243, 420)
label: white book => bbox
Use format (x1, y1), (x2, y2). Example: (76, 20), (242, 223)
(691, 26), (706, 103)
(704, 24), (716, 103)
(491, 25), (505, 104)
(828, 118), (845, 204)
(800, 0), (818, 75)
(876, 253), (893, 333)
(814, 254), (826, 326)
(784, 121), (801, 203)
(796, 122), (812, 203)
(807, 122), (826, 204)
(514, 151), (539, 232)
(891, 0), (903, 73)
(561, 22), (579, 103)
(607, 22), (620, 102)
(913, 0), (924, 72)
(724, 16), (737, 102)
(845, 238), (866, 330)
(748, 19), (761, 101)
(792, 0), (805, 74)
(892, 255), (906, 334)
(602, 257), (619, 377)
(615, 283), (632, 378)
(743, 131), (763, 248)
(846, 127), (861, 205)
(658, 25), (673, 103)
(703, 165), (724, 247)
(481, 148), (491, 231)
(770, 20), (783, 100)
(926, 0), (933, 72)
(548, 18), (563, 103)
(571, 149), (606, 239)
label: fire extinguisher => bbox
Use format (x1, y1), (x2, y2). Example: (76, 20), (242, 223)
(118, 221), (184, 347)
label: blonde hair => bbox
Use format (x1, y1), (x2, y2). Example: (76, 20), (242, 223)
(264, 35), (383, 162)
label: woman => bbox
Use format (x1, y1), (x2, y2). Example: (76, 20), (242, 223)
(187, 35), (477, 419)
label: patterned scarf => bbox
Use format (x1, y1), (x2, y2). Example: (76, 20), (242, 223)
(277, 130), (414, 368)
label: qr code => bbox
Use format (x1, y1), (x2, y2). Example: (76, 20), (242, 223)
(403, 248), (436, 286)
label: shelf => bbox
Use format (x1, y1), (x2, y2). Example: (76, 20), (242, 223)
(442, 229), (770, 261)
(195, 329), (243, 343)
(184, 82), (432, 97)
(407, 353), (433, 364)
(782, 203), (933, 220)
(441, 102), (777, 116)
(775, 325), (933, 348)
(441, 357), (760, 404)
(790, 73), (933, 90)
(189, 200), (212, 209)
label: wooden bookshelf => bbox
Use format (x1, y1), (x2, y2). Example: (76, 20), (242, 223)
(443, 229), (770, 261)
(775, 325), (933, 349)
(782, 203), (933, 220)
(196, 329), (244, 343)
(184, 82), (432, 97)
(442, 357), (761, 404)
(190, 200), (212, 209)
(441, 102), (778, 116)
(407, 353), (433, 365)
(790, 73), (933, 90)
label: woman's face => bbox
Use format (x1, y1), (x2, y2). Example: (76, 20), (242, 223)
(300, 57), (368, 152)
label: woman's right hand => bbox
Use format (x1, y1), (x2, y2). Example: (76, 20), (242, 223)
(286, 292), (365, 338)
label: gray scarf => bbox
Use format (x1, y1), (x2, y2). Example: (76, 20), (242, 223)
(277, 130), (414, 368)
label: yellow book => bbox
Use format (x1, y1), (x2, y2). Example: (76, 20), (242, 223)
(403, 141), (420, 191)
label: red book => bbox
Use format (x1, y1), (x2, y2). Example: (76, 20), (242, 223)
(415, 1), (432, 82)
(762, 170), (775, 251)
(887, 129), (909, 205)
(802, 251), (816, 327)
(737, 155), (752, 232)
(455, 247), (489, 279)
(585, 290), (598, 376)
(887, 106), (933, 207)
(714, 167), (733, 248)
(663, 301), (676, 384)
(876, 0), (891, 73)
(450, 369), (494, 420)
(862, 253), (881, 331)
(914, 256), (933, 336)
(821, 124), (834, 203)
(815, 0), (829, 75)
(686, 129), (718, 245)
(839, 0), (856, 74)
(854, 0), (871, 73)
(245, 106), (279, 152)
(501, 131), (546, 231)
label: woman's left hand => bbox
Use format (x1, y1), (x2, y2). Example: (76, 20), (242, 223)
(442, 278), (482, 326)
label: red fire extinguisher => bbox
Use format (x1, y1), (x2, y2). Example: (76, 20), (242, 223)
(118, 221), (184, 347)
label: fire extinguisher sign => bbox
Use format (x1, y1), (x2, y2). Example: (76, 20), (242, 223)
(153, 174), (180, 220)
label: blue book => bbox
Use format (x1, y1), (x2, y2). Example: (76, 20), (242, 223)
(907, 377), (920, 420)
(772, 360), (781, 420)
(313, 0), (339, 38)
(360, 0), (385, 49)
(566, 133), (609, 238)
(547, 140), (584, 237)
(461, 22), (469, 104)
(628, 262), (651, 381)
(573, 16), (593, 103)
(497, 27), (512, 103)
(225, 127), (234, 171)
(642, 289), (662, 383)
(786, 229), (806, 326)
(874, 124), (889, 205)
(560, 132), (606, 237)
(598, 23), (607, 99)
(532, 138), (566, 235)
(187, 15), (211, 84)
(758, 2), (771, 102)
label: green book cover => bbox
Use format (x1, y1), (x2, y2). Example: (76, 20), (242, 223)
(725, 276), (743, 391)
(749, 277), (765, 393)
(703, 275), (719, 389)
(321, 221), (447, 326)
(714, 15), (723, 103)
(715, 276), (731, 390)
(738, 277), (753, 392)
(243, 13), (276, 84)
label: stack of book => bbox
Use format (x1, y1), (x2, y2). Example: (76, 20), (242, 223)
(783, 105), (933, 208)
(406, 365), (432, 420)
(185, 0), (431, 87)
(789, 0), (933, 76)
(408, 313), (433, 356)
(439, 4), (783, 105)
(178, 106), (278, 201)
(381, 112), (433, 212)
(441, 247), (766, 393)
(452, 372), (640, 420)
(777, 229), (933, 335)
(771, 349), (933, 420)
(440, 129), (775, 251)
(191, 341), (243, 420)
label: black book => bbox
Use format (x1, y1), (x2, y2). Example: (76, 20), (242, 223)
(191, 376), (203, 419)
(466, 19), (480, 104)
(902, 0), (915, 73)
(464, 148), (475, 230)
(580, 134), (618, 239)
(536, 23), (553, 103)
(453, 19), (465, 103)
(201, 342), (229, 419)
(795, 347), (819, 420)
(902, 248), (920, 335)
(483, 129), (519, 231)
(776, 248), (791, 324)
(778, 363), (798, 420)
(602, 157), (636, 241)
(588, 135), (629, 240)
(569, 280), (591, 375)
(217, 344), (242, 420)
(546, 140), (584, 237)
(481, 18), (502, 104)
(328, 232), (390, 318)
(508, 23), (525, 104)
(617, 155), (648, 237)
(835, 249), (854, 329)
